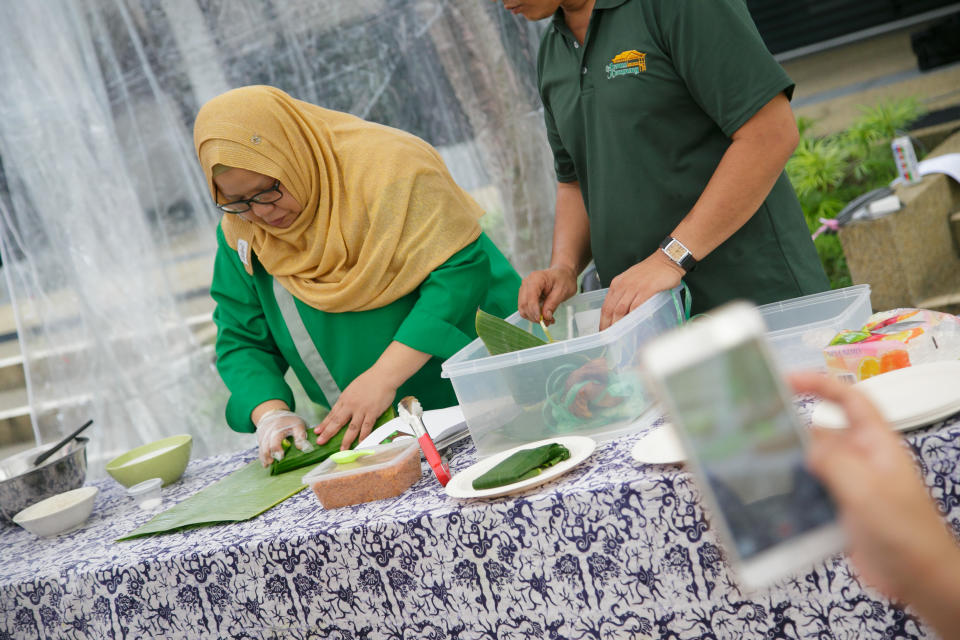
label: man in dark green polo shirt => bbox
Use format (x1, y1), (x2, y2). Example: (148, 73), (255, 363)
(495, 0), (829, 327)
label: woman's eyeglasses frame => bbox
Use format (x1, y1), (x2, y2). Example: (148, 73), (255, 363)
(216, 180), (283, 214)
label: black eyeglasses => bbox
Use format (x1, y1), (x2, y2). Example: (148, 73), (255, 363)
(217, 180), (283, 213)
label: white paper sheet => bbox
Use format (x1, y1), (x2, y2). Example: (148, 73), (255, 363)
(356, 406), (467, 450)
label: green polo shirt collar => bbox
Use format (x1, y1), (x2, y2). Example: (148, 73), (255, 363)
(551, 0), (629, 42)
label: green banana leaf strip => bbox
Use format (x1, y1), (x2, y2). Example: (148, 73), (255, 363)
(270, 406), (396, 475)
(472, 443), (571, 490)
(476, 308), (547, 356)
(270, 427), (351, 475)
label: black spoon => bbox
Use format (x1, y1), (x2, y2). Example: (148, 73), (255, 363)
(32, 419), (94, 467)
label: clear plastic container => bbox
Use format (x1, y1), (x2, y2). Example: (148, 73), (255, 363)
(757, 284), (873, 372)
(127, 477), (162, 511)
(442, 286), (685, 458)
(301, 440), (422, 509)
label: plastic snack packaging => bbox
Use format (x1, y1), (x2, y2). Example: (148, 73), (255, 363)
(823, 309), (960, 382)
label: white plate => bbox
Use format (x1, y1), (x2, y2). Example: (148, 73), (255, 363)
(445, 436), (596, 499)
(630, 423), (686, 465)
(811, 360), (960, 431)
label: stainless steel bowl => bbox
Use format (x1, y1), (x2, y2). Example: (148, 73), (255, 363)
(0, 437), (88, 523)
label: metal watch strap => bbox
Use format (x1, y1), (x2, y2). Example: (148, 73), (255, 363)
(659, 236), (697, 273)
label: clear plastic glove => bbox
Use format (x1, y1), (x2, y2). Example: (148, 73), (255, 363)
(255, 409), (314, 468)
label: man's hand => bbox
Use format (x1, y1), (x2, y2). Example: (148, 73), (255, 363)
(518, 264), (579, 325)
(598, 251), (683, 330)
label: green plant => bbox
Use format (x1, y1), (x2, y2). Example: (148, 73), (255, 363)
(786, 97), (925, 288)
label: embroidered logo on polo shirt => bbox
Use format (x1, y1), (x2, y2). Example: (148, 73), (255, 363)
(605, 50), (646, 79)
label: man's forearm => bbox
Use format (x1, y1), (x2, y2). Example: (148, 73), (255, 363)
(549, 180), (592, 275)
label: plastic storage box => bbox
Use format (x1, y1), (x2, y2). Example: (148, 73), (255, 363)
(757, 284), (872, 372)
(442, 286), (685, 458)
(301, 440), (422, 509)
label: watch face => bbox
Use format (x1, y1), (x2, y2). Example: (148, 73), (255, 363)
(665, 241), (688, 262)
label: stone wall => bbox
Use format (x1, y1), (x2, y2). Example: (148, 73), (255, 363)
(839, 130), (960, 313)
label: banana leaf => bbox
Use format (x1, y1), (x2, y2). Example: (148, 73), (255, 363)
(476, 309), (547, 356)
(472, 442), (571, 490)
(270, 406), (397, 475)
(117, 457), (314, 540)
(117, 410), (401, 539)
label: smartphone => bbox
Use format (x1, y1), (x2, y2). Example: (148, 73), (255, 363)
(640, 301), (844, 590)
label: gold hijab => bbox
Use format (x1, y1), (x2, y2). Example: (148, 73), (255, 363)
(193, 85), (483, 312)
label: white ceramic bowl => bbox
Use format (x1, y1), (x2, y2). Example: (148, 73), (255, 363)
(12, 486), (98, 537)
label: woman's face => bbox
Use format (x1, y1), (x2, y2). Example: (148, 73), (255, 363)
(214, 167), (303, 229)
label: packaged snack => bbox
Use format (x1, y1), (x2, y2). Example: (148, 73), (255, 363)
(823, 309), (960, 382)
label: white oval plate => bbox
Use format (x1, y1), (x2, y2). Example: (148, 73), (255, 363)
(630, 424), (686, 465)
(811, 360), (960, 431)
(445, 436), (596, 499)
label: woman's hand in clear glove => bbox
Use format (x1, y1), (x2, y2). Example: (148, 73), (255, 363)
(254, 408), (314, 468)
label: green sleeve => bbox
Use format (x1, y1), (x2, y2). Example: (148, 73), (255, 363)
(394, 235), (517, 359)
(210, 225), (294, 433)
(537, 39), (577, 183)
(659, 0), (794, 137)
(543, 102), (578, 183)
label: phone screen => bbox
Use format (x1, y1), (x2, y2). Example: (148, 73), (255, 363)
(663, 337), (837, 561)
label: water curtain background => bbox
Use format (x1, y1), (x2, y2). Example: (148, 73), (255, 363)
(0, 0), (555, 474)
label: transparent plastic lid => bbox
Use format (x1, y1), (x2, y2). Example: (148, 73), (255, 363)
(301, 439), (419, 484)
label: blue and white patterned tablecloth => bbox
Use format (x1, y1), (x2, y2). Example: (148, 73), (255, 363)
(2, 400), (958, 640)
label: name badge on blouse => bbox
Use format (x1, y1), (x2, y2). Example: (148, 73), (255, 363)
(237, 239), (250, 268)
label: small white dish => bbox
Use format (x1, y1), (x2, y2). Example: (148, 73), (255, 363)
(630, 423), (687, 465)
(445, 436), (596, 499)
(13, 486), (98, 537)
(811, 360), (960, 431)
(127, 477), (163, 511)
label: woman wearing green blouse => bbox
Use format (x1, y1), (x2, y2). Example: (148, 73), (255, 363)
(195, 86), (520, 466)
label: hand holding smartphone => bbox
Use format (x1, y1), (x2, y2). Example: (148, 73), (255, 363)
(641, 301), (844, 590)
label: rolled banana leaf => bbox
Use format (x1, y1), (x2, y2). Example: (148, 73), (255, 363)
(476, 309), (547, 356)
(472, 442), (570, 490)
(269, 407), (397, 475)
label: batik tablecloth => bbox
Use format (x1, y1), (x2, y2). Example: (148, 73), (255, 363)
(3, 400), (958, 640)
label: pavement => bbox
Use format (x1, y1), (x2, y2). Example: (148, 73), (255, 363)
(783, 22), (960, 135)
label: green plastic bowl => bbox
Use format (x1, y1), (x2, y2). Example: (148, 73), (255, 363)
(105, 434), (192, 488)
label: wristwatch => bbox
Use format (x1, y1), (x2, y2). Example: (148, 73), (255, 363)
(659, 236), (698, 273)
